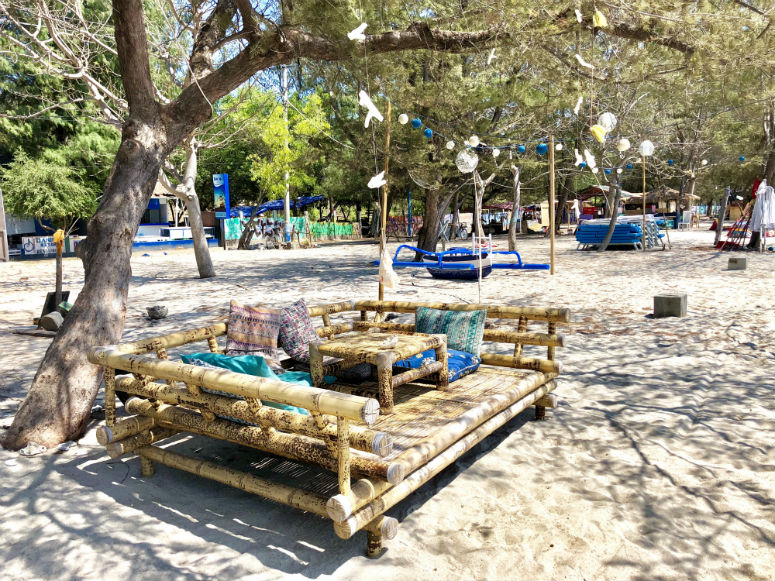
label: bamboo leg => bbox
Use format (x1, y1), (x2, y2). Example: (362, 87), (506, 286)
(547, 322), (556, 360)
(309, 342), (324, 387)
(375, 353), (394, 414)
(434, 338), (449, 391)
(513, 316), (528, 358)
(103, 367), (116, 427)
(140, 455), (155, 477)
(535, 405), (546, 420)
(337, 417), (351, 496)
(364, 515), (398, 558)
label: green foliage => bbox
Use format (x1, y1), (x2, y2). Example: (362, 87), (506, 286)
(1, 149), (97, 230)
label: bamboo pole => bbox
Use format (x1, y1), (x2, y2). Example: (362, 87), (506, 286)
(354, 300), (571, 323)
(315, 322), (354, 338)
(478, 353), (561, 374)
(125, 398), (404, 483)
(387, 375), (557, 481)
(326, 478), (392, 522)
(116, 324), (227, 355)
(389, 361), (444, 388)
(308, 301), (356, 317)
(115, 376), (394, 456)
(103, 367), (116, 427)
(337, 418), (351, 495)
(138, 446), (331, 517)
(96, 414), (156, 445)
(364, 515), (399, 558)
(378, 101), (392, 302)
(105, 427), (177, 459)
(512, 316), (528, 358)
(89, 347), (380, 424)
(333, 380), (556, 539)
(549, 134), (556, 275)
(642, 154), (647, 251)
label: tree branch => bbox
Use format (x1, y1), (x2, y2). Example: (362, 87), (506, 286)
(112, 0), (157, 118)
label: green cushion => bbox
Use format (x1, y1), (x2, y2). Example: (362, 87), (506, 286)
(180, 352), (309, 415)
(415, 307), (487, 357)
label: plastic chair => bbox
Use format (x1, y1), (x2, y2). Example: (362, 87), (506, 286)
(679, 210), (692, 230)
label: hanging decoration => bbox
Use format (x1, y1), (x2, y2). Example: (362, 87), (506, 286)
(592, 9), (608, 28)
(590, 124), (607, 143)
(583, 149), (597, 169)
(423, 128), (433, 139)
(616, 168), (623, 174)
(517, 144), (526, 154)
(739, 156), (746, 161)
(591, 167), (599, 173)
(347, 23), (367, 41)
(574, 149), (584, 166)
(411, 118), (422, 129)
(701, 159), (708, 165)
(575, 54), (595, 69)
(616, 138), (631, 152)
(598, 112), (617, 132)
(604, 168), (611, 174)
(446, 140), (455, 150)
(456, 150), (479, 173)
(367, 171), (387, 189)
(575, 9), (583, 22)
(573, 96), (584, 115)
(667, 159), (674, 165)
(626, 163), (633, 169)
(638, 140), (655, 156)
(358, 91), (383, 128)
(487, 49), (497, 65)
(468, 135), (480, 147)
(536, 143), (548, 155)
(398, 114), (409, 125)
(492, 148), (501, 158)
(555, 143), (563, 151)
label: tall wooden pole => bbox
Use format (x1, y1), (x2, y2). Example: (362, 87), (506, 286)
(378, 101), (392, 301)
(548, 135), (556, 275)
(641, 155), (647, 251)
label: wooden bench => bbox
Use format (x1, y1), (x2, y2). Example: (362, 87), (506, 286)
(87, 299), (569, 556)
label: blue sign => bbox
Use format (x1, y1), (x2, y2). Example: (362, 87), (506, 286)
(215, 212), (227, 219)
(212, 174), (230, 214)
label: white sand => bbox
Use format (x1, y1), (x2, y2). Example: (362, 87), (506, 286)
(1, 227), (773, 580)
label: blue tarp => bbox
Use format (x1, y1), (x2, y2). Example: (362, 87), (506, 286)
(228, 196), (325, 218)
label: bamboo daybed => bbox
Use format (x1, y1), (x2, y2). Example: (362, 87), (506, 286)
(88, 299), (569, 556)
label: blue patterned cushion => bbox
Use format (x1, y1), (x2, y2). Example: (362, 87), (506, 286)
(278, 298), (320, 363)
(393, 348), (481, 382)
(415, 307), (487, 357)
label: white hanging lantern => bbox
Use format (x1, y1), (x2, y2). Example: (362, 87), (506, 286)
(591, 167), (599, 174)
(638, 140), (655, 157)
(555, 143), (563, 151)
(446, 140), (455, 150)
(455, 149), (479, 173)
(616, 168), (623, 174)
(598, 112), (617, 132)
(468, 135), (480, 147)
(701, 159), (708, 166)
(398, 114), (409, 125)
(492, 148), (501, 158)
(616, 138), (631, 152)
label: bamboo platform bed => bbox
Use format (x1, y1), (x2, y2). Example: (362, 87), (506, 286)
(87, 299), (569, 556)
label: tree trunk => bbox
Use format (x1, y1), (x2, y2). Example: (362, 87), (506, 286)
(597, 179), (622, 252)
(181, 141), (215, 278)
(472, 171), (495, 239)
(554, 172), (572, 234)
(508, 165), (521, 252)
(2, 123), (166, 449)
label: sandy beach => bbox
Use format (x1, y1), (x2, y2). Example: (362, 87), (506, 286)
(1, 227), (773, 581)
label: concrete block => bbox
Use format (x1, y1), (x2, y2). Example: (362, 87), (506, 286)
(728, 257), (747, 270)
(654, 294), (687, 318)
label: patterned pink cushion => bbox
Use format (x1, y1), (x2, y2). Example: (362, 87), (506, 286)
(278, 298), (320, 362)
(226, 300), (283, 359)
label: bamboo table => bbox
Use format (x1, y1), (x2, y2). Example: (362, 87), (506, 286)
(309, 332), (448, 414)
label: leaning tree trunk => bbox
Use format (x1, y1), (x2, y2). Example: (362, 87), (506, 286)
(2, 124), (166, 449)
(508, 165), (521, 251)
(472, 170), (496, 239)
(180, 140), (215, 278)
(597, 180), (622, 252)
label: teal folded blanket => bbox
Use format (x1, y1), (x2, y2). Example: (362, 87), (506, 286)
(180, 352), (313, 415)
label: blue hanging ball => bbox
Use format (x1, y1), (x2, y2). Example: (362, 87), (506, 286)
(626, 163), (633, 170)
(579, 162), (587, 168)
(667, 159), (674, 165)
(739, 156), (745, 162)
(423, 128), (433, 139)
(411, 118), (422, 129)
(517, 144), (526, 154)
(604, 168), (612, 174)
(536, 143), (548, 155)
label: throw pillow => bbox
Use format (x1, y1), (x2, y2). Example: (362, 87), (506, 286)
(415, 307), (487, 357)
(278, 298), (320, 362)
(225, 300), (283, 360)
(393, 348), (481, 382)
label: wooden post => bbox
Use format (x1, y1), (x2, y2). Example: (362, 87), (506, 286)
(375, 351), (395, 414)
(641, 155), (647, 251)
(549, 135), (556, 274)
(337, 417), (351, 496)
(714, 187), (729, 247)
(378, 101), (392, 301)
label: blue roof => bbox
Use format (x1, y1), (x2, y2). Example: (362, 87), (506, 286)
(228, 196), (325, 218)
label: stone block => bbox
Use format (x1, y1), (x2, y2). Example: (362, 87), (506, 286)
(654, 294), (687, 318)
(728, 257), (747, 270)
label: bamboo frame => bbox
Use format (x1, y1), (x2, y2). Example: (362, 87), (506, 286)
(105, 427), (177, 459)
(354, 300), (570, 323)
(113, 375), (393, 456)
(124, 398), (405, 484)
(333, 380), (556, 539)
(96, 414), (156, 445)
(89, 347), (379, 424)
(479, 353), (561, 374)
